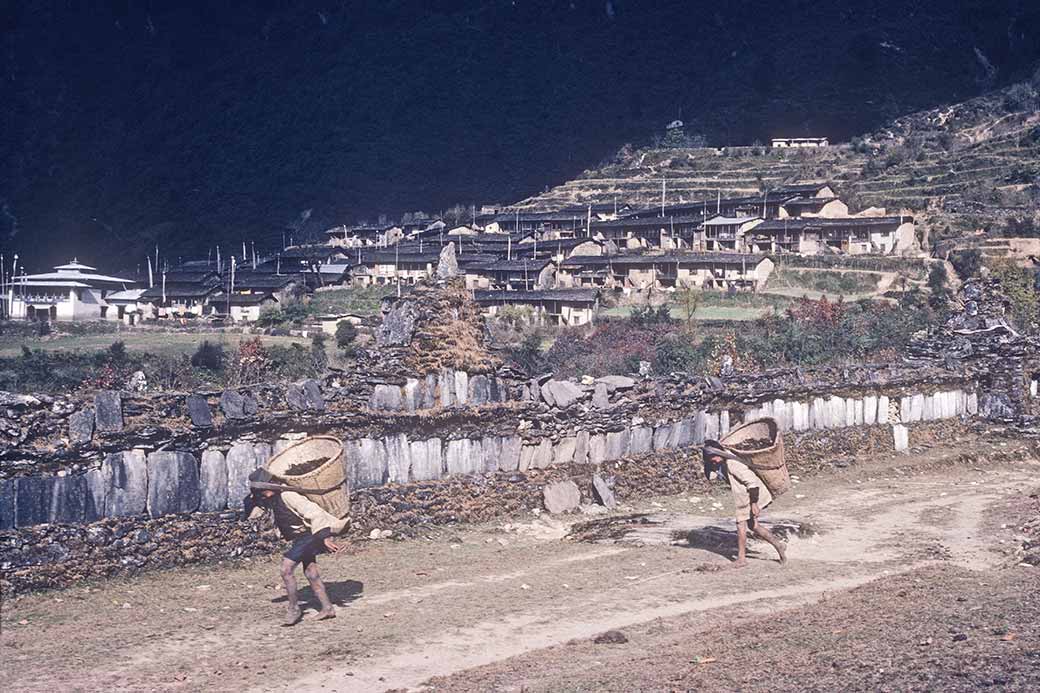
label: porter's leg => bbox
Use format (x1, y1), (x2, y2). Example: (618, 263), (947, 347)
(304, 561), (336, 620)
(733, 520), (748, 567)
(752, 524), (787, 564)
(280, 558), (303, 626)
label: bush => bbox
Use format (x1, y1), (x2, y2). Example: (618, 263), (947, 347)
(927, 264), (952, 309)
(190, 340), (226, 371)
(949, 250), (983, 280)
(311, 332), (328, 373)
(335, 321), (358, 350)
(107, 340), (128, 362)
(989, 259), (1040, 331)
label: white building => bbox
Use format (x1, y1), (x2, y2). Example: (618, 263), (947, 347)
(4, 260), (137, 322)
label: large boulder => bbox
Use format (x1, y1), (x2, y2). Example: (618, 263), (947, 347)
(376, 297), (419, 347)
(185, 395), (213, 427)
(287, 379), (325, 411)
(49, 474), (89, 524)
(548, 380), (584, 409)
(595, 375), (636, 393)
(146, 451), (201, 517)
(436, 242), (459, 279)
(543, 480), (581, 514)
(93, 391), (124, 433)
(68, 407), (95, 444)
(220, 389), (258, 419)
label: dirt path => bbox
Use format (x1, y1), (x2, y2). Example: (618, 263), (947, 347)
(2, 443), (1037, 693)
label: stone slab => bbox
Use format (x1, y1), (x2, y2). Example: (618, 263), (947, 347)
(499, 435), (522, 471)
(49, 474), (88, 524)
(146, 451), (201, 517)
(103, 450), (148, 517)
(226, 443), (260, 510)
(0, 478), (16, 529)
(68, 407), (95, 444)
(592, 474), (617, 508)
(573, 430), (590, 465)
(199, 450), (228, 512)
(543, 480), (581, 514)
(15, 475), (52, 527)
(185, 395), (213, 428)
(94, 391), (124, 433)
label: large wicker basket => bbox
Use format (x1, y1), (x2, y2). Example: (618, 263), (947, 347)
(266, 436), (350, 518)
(720, 417), (791, 497)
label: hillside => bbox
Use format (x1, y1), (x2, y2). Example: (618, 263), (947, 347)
(4, 0), (1040, 268)
(517, 78), (1040, 245)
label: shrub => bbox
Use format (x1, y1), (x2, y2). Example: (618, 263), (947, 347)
(228, 338), (271, 384)
(949, 250), (983, 280)
(267, 343), (317, 380)
(989, 259), (1040, 331)
(927, 263), (952, 309)
(107, 340), (128, 362)
(190, 340), (226, 371)
(311, 332), (328, 373)
(335, 321), (358, 350)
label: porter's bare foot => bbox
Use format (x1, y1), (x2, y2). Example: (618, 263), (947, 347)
(775, 542), (787, 565)
(731, 558), (748, 569)
(282, 607), (303, 627)
(310, 608), (336, 621)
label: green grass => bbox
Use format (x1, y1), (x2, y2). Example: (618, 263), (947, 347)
(768, 269), (880, 295)
(308, 286), (393, 316)
(602, 292), (792, 322)
(0, 331), (305, 359)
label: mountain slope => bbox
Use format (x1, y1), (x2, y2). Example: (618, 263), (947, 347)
(517, 79), (1040, 243)
(3, 0), (1040, 267)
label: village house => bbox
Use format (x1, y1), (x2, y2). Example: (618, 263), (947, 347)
(208, 291), (280, 323)
(350, 250), (440, 287)
(3, 259), (137, 322)
(325, 224), (403, 248)
(747, 215), (917, 255)
(771, 137), (829, 148)
(484, 211), (590, 237)
(589, 217), (702, 250)
(462, 258), (555, 291)
(558, 253), (774, 292)
(698, 215), (764, 252)
(139, 269), (222, 319)
(473, 288), (599, 326)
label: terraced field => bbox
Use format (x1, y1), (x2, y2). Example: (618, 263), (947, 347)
(516, 81), (1040, 245)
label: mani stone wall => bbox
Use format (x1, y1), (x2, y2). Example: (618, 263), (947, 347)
(0, 380), (979, 531)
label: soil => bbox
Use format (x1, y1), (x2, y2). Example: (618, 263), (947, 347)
(282, 457), (331, 477)
(1, 434), (1038, 693)
(730, 436), (773, 451)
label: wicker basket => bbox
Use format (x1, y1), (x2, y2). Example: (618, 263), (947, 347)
(266, 436), (350, 519)
(721, 418), (791, 497)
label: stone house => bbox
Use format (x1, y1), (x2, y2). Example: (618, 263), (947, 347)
(474, 289), (599, 326)
(462, 258), (556, 291)
(589, 217), (702, 250)
(698, 215), (764, 252)
(558, 253), (774, 292)
(748, 215), (917, 255)
(140, 269), (222, 319)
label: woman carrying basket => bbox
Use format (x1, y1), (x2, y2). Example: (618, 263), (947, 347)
(246, 468), (348, 626)
(702, 440), (787, 567)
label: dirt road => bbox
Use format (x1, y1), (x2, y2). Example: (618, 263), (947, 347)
(2, 440), (1038, 692)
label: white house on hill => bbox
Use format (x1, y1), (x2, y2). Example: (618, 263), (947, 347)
(4, 260), (138, 322)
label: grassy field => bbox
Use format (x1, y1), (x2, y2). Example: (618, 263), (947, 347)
(602, 292), (793, 322)
(308, 286), (393, 316)
(767, 268), (881, 295)
(0, 331), (306, 359)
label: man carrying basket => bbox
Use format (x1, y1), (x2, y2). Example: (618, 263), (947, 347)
(702, 440), (787, 567)
(246, 468), (348, 626)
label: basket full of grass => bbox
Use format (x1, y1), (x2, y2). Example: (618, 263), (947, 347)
(721, 418), (791, 497)
(266, 436), (349, 518)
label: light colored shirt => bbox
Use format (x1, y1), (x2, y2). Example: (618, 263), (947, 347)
(725, 458), (772, 521)
(280, 491), (349, 536)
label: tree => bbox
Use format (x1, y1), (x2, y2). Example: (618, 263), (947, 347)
(675, 285), (700, 328)
(335, 321), (358, 353)
(927, 263), (952, 309)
